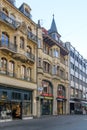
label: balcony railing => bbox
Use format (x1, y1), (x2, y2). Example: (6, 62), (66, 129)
(25, 52), (35, 62)
(0, 40), (35, 62)
(0, 40), (17, 52)
(0, 11), (17, 28)
(0, 69), (34, 82)
(27, 31), (38, 43)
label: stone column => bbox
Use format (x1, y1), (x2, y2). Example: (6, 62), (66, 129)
(66, 85), (69, 114)
(53, 81), (57, 115)
(33, 89), (37, 117)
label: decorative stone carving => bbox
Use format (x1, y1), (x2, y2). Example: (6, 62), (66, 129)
(19, 22), (27, 35)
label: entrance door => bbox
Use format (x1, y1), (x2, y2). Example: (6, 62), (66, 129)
(41, 99), (53, 115)
(11, 102), (22, 119)
(57, 101), (63, 114)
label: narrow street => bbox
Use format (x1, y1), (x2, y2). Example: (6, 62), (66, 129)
(0, 115), (87, 130)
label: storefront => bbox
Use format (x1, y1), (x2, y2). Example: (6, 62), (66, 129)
(40, 94), (53, 115)
(57, 85), (66, 115)
(0, 86), (33, 120)
(70, 99), (83, 114)
(39, 80), (53, 115)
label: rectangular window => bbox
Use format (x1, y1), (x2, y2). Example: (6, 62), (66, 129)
(12, 92), (21, 100)
(38, 39), (41, 48)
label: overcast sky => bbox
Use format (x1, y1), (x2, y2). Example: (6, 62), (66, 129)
(16, 0), (87, 59)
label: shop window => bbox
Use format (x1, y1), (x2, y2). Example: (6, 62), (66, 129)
(1, 91), (7, 99)
(12, 92), (21, 100)
(1, 32), (9, 46)
(22, 102), (32, 116)
(24, 93), (30, 100)
(20, 37), (24, 49)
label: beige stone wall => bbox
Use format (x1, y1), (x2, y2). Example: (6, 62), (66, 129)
(0, 0), (39, 117)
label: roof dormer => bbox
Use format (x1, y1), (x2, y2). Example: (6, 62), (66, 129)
(19, 3), (32, 19)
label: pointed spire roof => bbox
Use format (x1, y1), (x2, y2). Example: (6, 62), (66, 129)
(48, 14), (58, 34)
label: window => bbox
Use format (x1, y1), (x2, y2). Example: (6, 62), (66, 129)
(2, 8), (8, 16)
(20, 37), (24, 49)
(14, 36), (16, 45)
(38, 58), (42, 67)
(21, 65), (26, 79)
(43, 61), (51, 73)
(2, 32), (9, 46)
(9, 61), (14, 76)
(58, 85), (66, 98)
(27, 67), (31, 81)
(12, 92), (21, 100)
(53, 49), (59, 57)
(42, 81), (53, 95)
(24, 94), (28, 100)
(38, 39), (41, 48)
(10, 14), (15, 20)
(70, 88), (74, 97)
(75, 89), (79, 97)
(2, 91), (7, 99)
(60, 69), (64, 79)
(52, 65), (57, 75)
(0, 58), (7, 74)
(25, 8), (29, 14)
(27, 46), (32, 53)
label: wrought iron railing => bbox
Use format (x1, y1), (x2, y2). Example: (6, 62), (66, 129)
(0, 11), (17, 28)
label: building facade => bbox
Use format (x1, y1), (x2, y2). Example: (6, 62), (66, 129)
(0, 0), (39, 120)
(37, 16), (69, 117)
(65, 42), (87, 114)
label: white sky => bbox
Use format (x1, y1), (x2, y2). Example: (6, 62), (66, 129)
(16, 0), (87, 59)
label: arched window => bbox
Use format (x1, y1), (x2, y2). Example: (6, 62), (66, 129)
(27, 46), (32, 54)
(28, 26), (32, 32)
(43, 61), (51, 73)
(9, 61), (14, 77)
(42, 80), (53, 95)
(58, 85), (66, 98)
(1, 58), (7, 74)
(1, 32), (9, 46)
(20, 37), (24, 49)
(2, 8), (8, 16)
(21, 65), (26, 79)
(10, 14), (16, 20)
(27, 67), (31, 81)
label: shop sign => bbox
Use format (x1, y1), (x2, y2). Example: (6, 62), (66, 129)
(38, 87), (43, 91)
(41, 93), (53, 97)
(1, 95), (8, 100)
(44, 96), (53, 100)
(57, 96), (65, 99)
